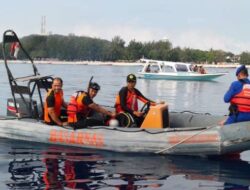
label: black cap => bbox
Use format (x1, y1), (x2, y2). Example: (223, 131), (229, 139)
(127, 74), (136, 82)
(89, 82), (100, 91)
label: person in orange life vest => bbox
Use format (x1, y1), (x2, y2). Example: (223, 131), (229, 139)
(67, 82), (116, 129)
(115, 74), (163, 127)
(223, 65), (250, 125)
(44, 77), (68, 126)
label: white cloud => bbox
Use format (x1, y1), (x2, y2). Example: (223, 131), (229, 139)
(169, 29), (250, 54)
(73, 24), (250, 54)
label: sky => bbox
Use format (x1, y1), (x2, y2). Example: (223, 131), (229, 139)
(1, 0), (250, 54)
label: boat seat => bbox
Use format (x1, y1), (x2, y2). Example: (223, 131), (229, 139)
(12, 85), (31, 95)
(14, 75), (53, 90)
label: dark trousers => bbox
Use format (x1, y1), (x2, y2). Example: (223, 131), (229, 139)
(134, 115), (144, 127)
(69, 117), (104, 130)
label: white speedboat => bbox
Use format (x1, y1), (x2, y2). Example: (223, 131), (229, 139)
(137, 58), (227, 81)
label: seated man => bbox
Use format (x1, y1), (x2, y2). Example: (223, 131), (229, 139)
(145, 64), (151, 72)
(199, 66), (206, 74)
(115, 73), (162, 127)
(67, 82), (116, 129)
(223, 65), (250, 125)
(44, 77), (68, 126)
(193, 65), (198, 72)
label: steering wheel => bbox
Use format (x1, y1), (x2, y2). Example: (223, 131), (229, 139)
(140, 102), (151, 116)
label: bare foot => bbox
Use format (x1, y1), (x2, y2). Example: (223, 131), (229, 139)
(218, 119), (226, 126)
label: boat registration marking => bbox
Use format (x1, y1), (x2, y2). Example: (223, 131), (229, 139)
(49, 129), (104, 147)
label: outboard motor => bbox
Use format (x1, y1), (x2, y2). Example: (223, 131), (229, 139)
(7, 98), (40, 118)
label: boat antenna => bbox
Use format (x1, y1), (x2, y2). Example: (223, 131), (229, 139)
(87, 76), (93, 94)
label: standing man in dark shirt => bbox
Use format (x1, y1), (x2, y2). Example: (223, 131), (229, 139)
(67, 82), (116, 129)
(44, 77), (68, 126)
(115, 74), (161, 127)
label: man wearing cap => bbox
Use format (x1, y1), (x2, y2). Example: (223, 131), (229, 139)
(115, 73), (159, 127)
(223, 65), (250, 125)
(67, 82), (116, 129)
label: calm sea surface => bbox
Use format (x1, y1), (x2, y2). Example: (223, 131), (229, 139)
(0, 62), (250, 189)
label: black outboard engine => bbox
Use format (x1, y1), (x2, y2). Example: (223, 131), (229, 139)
(7, 98), (39, 118)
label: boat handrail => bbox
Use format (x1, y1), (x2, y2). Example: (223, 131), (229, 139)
(2, 30), (54, 119)
(14, 75), (53, 82)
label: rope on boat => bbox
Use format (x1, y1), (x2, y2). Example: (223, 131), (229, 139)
(87, 126), (145, 133)
(88, 126), (166, 134)
(155, 125), (218, 154)
(174, 110), (211, 115)
(86, 125), (206, 134)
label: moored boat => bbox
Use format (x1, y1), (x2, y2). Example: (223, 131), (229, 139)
(137, 58), (227, 81)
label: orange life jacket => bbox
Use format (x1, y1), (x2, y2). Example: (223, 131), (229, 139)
(231, 84), (250, 112)
(44, 89), (63, 123)
(115, 90), (139, 113)
(67, 91), (91, 123)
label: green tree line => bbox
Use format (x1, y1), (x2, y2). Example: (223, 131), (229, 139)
(1, 34), (250, 64)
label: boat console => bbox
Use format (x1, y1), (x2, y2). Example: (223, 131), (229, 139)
(141, 103), (169, 129)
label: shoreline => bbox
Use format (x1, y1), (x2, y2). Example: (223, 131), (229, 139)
(0, 59), (241, 68)
(0, 60), (142, 66)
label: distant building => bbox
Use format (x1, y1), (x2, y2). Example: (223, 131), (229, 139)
(226, 55), (240, 63)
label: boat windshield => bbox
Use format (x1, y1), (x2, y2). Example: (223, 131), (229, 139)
(175, 64), (189, 72)
(150, 64), (160, 72)
(163, 65), (175, 72)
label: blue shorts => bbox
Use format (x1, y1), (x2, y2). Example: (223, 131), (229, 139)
(224, 112), (250, 125)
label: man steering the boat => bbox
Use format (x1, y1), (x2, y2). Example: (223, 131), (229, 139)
(115, 73), (163, 127)
(67, 82), (116, 129)
(223, 65), (250, 125)
(44, 77), (68, 126)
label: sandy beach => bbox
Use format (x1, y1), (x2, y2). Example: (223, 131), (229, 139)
(0, 59), (241, 68)
(0, 60), (141, 66)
